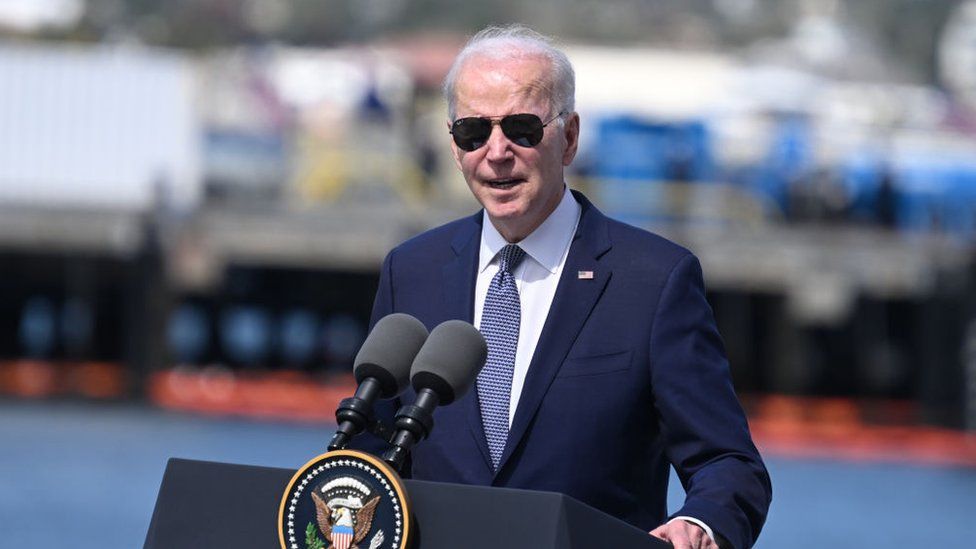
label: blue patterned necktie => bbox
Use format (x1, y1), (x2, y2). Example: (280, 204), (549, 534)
(477, 244), (526, 470)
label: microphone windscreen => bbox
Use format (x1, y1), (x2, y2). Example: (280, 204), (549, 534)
(354, 313), (429, 398)
(410, 320), (487, 404)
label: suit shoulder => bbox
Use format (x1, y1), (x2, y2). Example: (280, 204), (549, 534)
(604, 217), (695, 269)
(386, 215), (478, 262)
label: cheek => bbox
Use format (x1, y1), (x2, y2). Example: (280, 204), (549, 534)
(458, 152), (483, 174)
(454, 151), (468, 172)
(532, 150), (560, 177)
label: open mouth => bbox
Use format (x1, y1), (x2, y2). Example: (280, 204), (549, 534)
(484, 177), (525, 190)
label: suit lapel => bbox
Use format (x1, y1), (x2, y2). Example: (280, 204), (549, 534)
(442, 213), (480, 325)
(441, 212), (495, 471)
(496, 193), (613, 476)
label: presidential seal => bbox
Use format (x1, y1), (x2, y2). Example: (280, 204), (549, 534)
(278, 450), (410, 549)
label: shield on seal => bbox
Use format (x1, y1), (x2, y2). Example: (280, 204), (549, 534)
(332, 524), (354, 549)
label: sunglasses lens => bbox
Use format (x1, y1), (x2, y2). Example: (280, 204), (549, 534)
(500, 114), (545, 147)
(450, 113), (549, 151)
(452, 117), (492, 151)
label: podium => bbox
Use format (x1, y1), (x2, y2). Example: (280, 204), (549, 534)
(144, 458), (667, 548)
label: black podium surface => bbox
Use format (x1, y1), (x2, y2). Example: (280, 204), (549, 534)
(144, 457), (667, 549)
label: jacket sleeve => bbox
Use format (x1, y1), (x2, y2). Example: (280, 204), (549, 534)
(649, 253), (772, 549)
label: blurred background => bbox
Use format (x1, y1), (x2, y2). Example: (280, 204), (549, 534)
(2, 0), (976, 547)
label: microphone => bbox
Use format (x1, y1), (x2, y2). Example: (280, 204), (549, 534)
(328, 313), (429, 451)
(382, 320), (487, 471)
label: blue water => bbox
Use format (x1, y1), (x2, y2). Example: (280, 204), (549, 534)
(1, 400), (974, 548)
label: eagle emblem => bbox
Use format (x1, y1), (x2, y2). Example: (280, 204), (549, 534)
(309, 476), (381, 549)
(279, 450), (409, 549)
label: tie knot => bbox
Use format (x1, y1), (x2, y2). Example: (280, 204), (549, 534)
(497, 244), (526, 274)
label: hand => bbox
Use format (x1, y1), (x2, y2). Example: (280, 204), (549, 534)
(649, 520), (719, 549)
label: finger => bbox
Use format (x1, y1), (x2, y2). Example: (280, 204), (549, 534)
(668, 526), (692, 549)
(687, 527), (718, 549)
(649, 524), (669, 540)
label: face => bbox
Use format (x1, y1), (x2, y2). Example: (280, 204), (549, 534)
(450, 54), (579, 242)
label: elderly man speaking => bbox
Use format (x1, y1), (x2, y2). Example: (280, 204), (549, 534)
(360, 24), (772, 549)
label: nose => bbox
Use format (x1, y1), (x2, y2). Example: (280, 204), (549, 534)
(484, 122), (514, 162)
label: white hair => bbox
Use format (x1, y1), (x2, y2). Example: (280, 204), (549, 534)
(442, 24), (576, 121)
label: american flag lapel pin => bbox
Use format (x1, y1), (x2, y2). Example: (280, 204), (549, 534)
(577, 270), (594, 280)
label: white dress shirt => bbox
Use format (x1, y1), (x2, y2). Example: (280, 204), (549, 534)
(473, 185), (580, 426)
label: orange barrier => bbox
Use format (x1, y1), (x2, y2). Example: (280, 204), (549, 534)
(0, 360), (126, 399)
(68, 362), (128, 399)
(147, 366), (356, 423)
(0, 360), (59, 397)
(745, 395), (976, 468)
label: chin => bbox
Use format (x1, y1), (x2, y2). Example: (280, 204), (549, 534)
(480, 191), (524, 211)
(486, 208), (522, 227)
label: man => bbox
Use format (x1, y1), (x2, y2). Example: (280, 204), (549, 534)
(360, 25), (771, 549)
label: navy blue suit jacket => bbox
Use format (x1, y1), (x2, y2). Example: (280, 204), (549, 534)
(360, 191), (771, 548)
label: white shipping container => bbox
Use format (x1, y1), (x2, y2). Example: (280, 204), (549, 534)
(0, 43), (201, 211)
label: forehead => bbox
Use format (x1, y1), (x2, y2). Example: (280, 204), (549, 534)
(454, 54), (552, 116)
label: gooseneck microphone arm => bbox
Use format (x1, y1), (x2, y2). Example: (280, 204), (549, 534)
(381, 388), (439, 470)
(329, 377), (383, 451)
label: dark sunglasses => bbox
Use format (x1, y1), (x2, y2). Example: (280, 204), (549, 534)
(450, 112), (566, 151)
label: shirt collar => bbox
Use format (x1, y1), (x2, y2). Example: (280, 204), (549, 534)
(479, 185), (581, 274)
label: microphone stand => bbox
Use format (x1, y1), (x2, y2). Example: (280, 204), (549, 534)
(381, 388), (440, 471)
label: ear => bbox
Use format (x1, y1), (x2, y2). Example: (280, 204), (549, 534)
(561, 112), (580, 166)
(448, 118), (463, 171)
